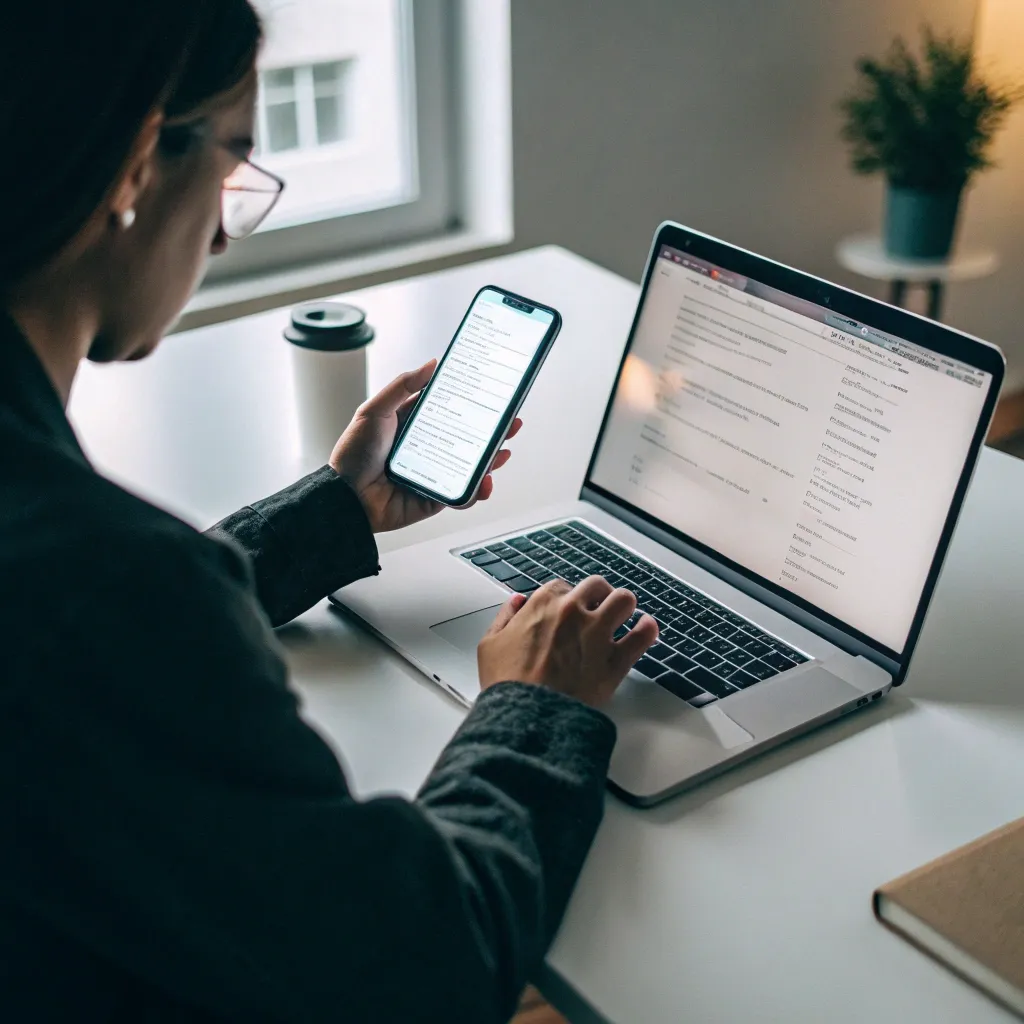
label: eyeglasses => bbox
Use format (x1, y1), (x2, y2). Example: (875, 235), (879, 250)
(221, 156), (286, 240)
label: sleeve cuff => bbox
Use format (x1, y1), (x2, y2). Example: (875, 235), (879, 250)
(211, 467), (380, 626)
(450, 682), (617, 778)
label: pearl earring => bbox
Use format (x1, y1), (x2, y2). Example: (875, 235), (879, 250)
(120, 209), (136, 230)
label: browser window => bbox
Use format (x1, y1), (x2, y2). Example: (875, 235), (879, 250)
(591, 247), (992, 652)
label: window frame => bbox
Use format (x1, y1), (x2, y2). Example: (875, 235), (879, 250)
(203, 0), (457, 286)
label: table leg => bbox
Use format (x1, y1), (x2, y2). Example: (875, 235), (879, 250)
(890, 279), (908, 308)
(926, 281), (944, 321)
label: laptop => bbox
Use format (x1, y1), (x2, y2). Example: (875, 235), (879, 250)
(332, 222), (1004, 806)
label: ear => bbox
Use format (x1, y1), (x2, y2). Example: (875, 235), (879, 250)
(109, 111), (164, 225)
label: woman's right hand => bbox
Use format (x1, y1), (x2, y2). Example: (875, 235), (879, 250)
(477, 577), (659, 708)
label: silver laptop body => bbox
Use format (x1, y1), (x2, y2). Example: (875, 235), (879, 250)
(332, 223), (1004, 805)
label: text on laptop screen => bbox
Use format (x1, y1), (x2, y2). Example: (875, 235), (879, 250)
(590, 246), (991, 652)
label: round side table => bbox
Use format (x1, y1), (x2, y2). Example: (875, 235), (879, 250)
(836, 234), (998, 321)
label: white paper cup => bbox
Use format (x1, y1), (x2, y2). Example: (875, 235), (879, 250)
(285, 302), (374, 465)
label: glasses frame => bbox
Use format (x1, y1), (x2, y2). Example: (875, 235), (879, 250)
(219, 149), (287, 241)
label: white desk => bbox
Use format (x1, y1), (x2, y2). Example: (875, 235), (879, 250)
(70, 247), (1024, 1024)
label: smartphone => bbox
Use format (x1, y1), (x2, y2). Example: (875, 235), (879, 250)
(386, 285), (562, 507)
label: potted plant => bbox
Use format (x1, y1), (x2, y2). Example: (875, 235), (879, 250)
(840, 29), (1018, 260)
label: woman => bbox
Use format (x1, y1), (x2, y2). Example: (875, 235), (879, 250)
(0, 3), (657, 1022)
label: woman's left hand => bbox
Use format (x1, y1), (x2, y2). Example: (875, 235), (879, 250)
(329, 360), (522, 534)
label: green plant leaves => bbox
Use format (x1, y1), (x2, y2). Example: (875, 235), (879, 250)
(839, 28), (1020, 190)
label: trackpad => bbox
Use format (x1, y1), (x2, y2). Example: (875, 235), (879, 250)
(431, 605), (503, 653)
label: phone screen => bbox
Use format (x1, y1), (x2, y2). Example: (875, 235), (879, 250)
(389, 288), (557, 503)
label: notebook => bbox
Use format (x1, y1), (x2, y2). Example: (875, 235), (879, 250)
(874, 817), (1024, 1018)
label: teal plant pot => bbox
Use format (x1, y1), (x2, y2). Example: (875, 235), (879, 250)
(884, 184), (963, 260)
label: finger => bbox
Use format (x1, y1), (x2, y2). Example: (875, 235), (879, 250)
(614, 614), (660, 668)
(594, 588), (638, 635)
(485, 593), (528, 636)
(573, 575), (614, 609)
(475, 475), (494, 502)
(361, 360), (436, 418)
(488, 449), (512, 472)
(532, 578), (572, 604)
(395, 392), (422, 429)
(504, 417), (523, 441)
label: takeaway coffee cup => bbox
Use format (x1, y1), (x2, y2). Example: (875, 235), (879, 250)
(285, 301), (375, 464)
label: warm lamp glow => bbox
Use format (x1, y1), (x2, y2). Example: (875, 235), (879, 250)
(974, 0), (1024, 79)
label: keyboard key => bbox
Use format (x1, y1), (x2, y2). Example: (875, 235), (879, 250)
(549, 524), (573, 537)
(769, 639), (808, 663)
(685, 624), (716, 644)
(687, 689), (719, 708)
(710, 621), (739, 639)
(643, 577), (674, 597)
(563, 569), (587, 585)
(705, 637), (737, 658)
(614, 625), (629, 640)
(656, 671), (706, 702)
(741, 638), (772, 659)
(672, 599), (704, 618)
(580, 560), (606, 575)
(671, 612), (699, 632)
(722, 668), (759, 689)
(605, 573), (629, 590)
(624, 569), (653, 588)
(641, 596), (673, 618)
(470, 551), (501, 566)
(633, 656), (665, 679)
(692, 608), (722, 627)
(506, 554), (534, 570)
(665, 652), (697, 675)
(506, 575), (539, 593)
(724, 647), (755, 668)
(506, 536), (533, 551)
(744, 660), (777, 681)
(527, 530), (552, 544)
(483, 561), (520, 582)
(685, 666), (737, 699)
(693, 649), (725, 670)
(675, 637), (704, 658)
(486, 543), (516, 559)
(761, 651), (797, 673)
(659, 626), (687, 647)
(462, 548), (490, 560)
(530, 568), (556, 583)
(647, 642), (675, 662)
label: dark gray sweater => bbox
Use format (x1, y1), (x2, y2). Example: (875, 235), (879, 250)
(0, 313), (616, 1023)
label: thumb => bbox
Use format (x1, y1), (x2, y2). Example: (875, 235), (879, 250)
(361, 360), (436, 418)
(485, 593), (528, 636)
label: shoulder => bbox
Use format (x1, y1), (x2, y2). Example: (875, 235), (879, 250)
(0, 453), (256, 633)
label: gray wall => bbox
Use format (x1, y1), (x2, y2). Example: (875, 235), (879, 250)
(510, 0), (1024, 392)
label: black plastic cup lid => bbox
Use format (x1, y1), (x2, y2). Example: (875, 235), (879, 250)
(284, 301), (375, 351)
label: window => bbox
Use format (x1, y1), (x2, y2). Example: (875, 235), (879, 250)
(256, 63), (352, 155)
(205, 0), (457, 284)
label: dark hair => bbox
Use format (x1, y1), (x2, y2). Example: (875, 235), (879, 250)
(0, 1), (262, 285)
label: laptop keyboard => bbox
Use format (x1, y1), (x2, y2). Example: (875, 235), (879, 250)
(460, 520), (809, 709)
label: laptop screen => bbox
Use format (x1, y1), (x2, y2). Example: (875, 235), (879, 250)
(589, 244), (993, 654)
